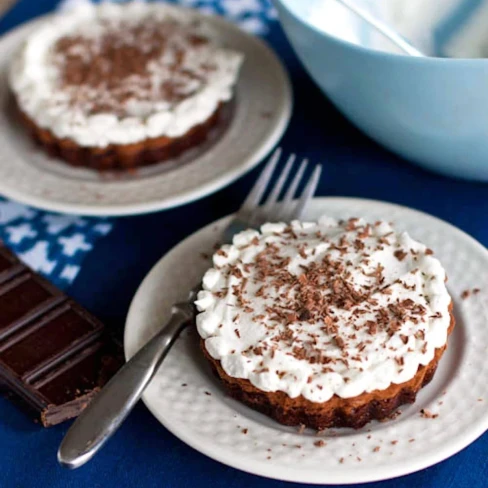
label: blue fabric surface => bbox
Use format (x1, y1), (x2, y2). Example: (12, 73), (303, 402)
(0, 1), (487, 487)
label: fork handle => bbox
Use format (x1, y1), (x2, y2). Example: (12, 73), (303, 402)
(57, 305), (192, 469)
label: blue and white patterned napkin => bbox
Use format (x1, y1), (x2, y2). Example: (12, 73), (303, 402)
(59, 0), (277, 35)
(0, 198), (112, 288)
(0, 0), (276, 289)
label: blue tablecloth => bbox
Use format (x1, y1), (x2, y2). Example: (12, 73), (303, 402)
(0, 1), (487, 487)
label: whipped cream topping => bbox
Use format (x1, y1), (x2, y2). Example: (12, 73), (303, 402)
(9, 3), (243, 147)
(196, 217), (452, 403)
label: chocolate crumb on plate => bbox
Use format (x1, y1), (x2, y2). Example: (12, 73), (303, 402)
(461, 288), (481, 300)
(420, 408), (439, 419)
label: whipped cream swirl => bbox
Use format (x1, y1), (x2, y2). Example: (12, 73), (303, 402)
(196, 217), (452, 403)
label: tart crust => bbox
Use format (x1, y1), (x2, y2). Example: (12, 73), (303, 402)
(201, 303), (455, 430)
(16, 103), (224, 171)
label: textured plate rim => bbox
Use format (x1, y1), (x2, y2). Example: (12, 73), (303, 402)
(0, 10), (292, 217)
(124, 197), (488, 484)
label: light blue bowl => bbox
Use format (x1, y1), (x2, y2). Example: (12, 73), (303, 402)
(273, 0), (488, 181)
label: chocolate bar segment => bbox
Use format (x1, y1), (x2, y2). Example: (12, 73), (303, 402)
(35, 340), (121, 426)
(0, 245), (24, 286)
(0, 242), (123, 427)
(0, 302), (103, 379)
(0, 273), (64, 340)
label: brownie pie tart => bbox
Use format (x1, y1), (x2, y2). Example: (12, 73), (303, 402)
(195, 217), (454, 429)
(9, 3), (243, 170)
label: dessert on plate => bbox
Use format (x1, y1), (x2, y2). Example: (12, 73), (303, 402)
(195, 217), (454, 429)
(9, 3), (244, 170)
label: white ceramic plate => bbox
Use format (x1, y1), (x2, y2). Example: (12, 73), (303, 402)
(0, 11), (292, 216)
(125, 198), (488, 485)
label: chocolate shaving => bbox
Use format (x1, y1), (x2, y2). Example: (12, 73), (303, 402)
(53, 18), (214, 116)
(394, 250), (407, 261)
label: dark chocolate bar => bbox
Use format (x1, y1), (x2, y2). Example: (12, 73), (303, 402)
(0, 242), (123, 427)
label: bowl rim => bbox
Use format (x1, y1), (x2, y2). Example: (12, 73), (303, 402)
(272, 0), (488, 65)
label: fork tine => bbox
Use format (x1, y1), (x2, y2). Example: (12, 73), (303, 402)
(275, 158), (308, 220)
(283, 158), (308, 204)
(240, 148), (281, 213)
(262, 153), (295, 211)
(293, 165), (322, 221)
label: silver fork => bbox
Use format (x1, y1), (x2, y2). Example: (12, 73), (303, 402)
(57, 149), (322, 470)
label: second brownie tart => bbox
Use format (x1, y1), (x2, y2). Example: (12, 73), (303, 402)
(195, 217), (454, 430)
(9, 3), (244, 170)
